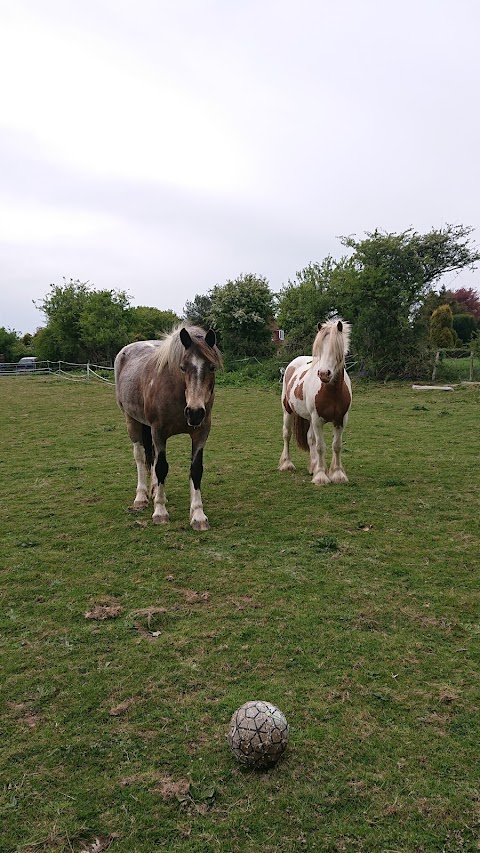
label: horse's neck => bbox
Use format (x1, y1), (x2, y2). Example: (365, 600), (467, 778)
(333, 365), (345, 383)
(151, 356), (185, 401)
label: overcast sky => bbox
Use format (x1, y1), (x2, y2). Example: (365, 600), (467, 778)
(1, 0), (479, 334)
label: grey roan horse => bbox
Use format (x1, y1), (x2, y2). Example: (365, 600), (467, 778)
(114, 325), (222, 530)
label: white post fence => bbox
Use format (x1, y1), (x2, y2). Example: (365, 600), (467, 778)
(0, 360), (115, 382)
(431, 348), (476, 383)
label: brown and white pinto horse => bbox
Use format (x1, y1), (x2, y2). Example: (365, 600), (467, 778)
(114, 325), (222, 530)
(279, 319), (352, 485)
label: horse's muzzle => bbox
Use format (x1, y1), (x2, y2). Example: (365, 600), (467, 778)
(185, 406), (206, 427)
(319, 370), (332, 383)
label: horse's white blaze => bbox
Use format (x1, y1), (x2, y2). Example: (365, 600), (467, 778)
(185, 354), (206, 411)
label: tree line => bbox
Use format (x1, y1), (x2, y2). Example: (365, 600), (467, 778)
(0, 282), (180, 365)
(1, 224), (480, 378)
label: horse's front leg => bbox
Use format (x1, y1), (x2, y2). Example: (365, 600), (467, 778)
(278, 410), (295, 472)
(307, 423), (319, 475)
(151, 434), (170, 524)
(190, 437), (209, 531)
(329, 424), (348, 484)
(311, 419), (330, 485)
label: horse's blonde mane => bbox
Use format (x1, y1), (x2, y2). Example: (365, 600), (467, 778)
(312, 319), (351, 362)
(154, 324), (222, 373)
(154, 324), (186, 374)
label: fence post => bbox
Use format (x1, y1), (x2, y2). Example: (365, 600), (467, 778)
(431, 350), (440, 382)
(87, 362), (90, 380)
(470, 350), (474, 382)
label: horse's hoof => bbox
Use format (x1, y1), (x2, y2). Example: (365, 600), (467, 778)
(330, 470), (348, 484)
(152, 513), (169, 525)
(191, 517), (209, 531)
(312, 472), (331, 486)
(279, 461), (296, 472)
(128, 500), (149, 511)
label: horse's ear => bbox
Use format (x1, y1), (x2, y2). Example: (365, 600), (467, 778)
(180, 328), (192, 349)
(317, 322), (322, 331)
(337, 320), (343, 332)
(205, 329), (216, 348)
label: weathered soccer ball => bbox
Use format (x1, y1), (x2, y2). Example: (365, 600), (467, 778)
(227, 700), (289, 768)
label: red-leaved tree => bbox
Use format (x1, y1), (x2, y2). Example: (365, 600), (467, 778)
(449, 287), (480, 321)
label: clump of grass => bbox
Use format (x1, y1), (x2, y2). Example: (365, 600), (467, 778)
(313, 534), (339, 552)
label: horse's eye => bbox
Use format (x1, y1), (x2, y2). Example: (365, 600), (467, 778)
(180, 365), (186, 372)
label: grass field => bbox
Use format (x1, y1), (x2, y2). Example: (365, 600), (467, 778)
(1, 376), (479, 853)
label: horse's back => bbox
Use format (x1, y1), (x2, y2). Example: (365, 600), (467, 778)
(115, 340), (161, 380)
(282, 356), (312, 419)
(285, 355), (311, 372)
(115, 340), (160, 371)
(114, 341), (162, 417)
(283, 356), (311, 389)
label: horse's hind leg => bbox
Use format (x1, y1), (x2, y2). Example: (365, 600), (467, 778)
(329, 424), (348, 484)
(125, 416), (149, 509)
(132, 443), (150, 508)
(278, 410), (296, 472)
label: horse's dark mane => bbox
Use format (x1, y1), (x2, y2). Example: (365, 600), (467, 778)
(155, 324), (223, 373)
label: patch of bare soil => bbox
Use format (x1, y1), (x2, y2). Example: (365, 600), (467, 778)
(85, 601), (122, 620)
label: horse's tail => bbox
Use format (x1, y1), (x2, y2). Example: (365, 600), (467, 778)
(142, 424), (155, 468)
(293, 414), (310, 452)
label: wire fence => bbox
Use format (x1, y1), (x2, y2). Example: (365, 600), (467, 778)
(431, 348), (478, 382)
(1, 351), (478, 385)
(0, 360), (115, 383)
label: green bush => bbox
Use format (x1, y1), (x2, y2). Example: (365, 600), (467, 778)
(217, 356), (286, 387)
(452, 313), (477, 344)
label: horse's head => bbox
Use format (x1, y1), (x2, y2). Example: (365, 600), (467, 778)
(313, 319), (351, 384)
(179, 327), (221, 427)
